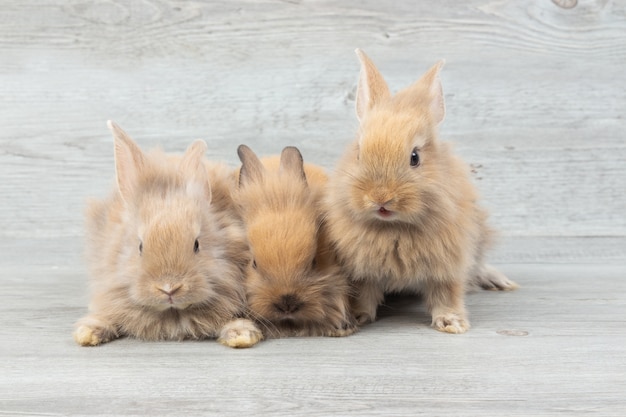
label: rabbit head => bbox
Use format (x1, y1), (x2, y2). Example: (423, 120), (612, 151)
(338, 49), (461, 227)
(110, 122), (221, 310)
(236, 145), (352, 336)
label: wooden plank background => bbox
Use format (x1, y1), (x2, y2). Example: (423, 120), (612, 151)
(1, 0), (625, 415)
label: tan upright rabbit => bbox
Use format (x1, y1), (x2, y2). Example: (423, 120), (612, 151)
(235, 145), (356, 337)
(73, 121), (262, 348)
(324, 50), (518, 334)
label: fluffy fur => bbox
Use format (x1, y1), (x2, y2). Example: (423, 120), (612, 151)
(324, 50), (518, 334)
(235, 145), (355, 338)
(73, 121), (262, 348)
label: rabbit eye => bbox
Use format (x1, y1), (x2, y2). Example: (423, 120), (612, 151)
(252, 260), (257, 269)
(410, 147), (420, 167)
(193, 239), (199, 253)
(311, 258), (317, 269)
(139, 241), (143, 255)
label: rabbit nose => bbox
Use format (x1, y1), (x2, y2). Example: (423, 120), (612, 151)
(274, 294), (302, 314)
(369, 190), (393, 207)
(157, 283), (182, 296)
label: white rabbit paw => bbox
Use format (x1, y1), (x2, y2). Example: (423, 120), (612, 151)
(326, 322), (358, 337)
(432, 313), (470, 334)
(218, 318), (263, 348)
(73, 324), (111, 346)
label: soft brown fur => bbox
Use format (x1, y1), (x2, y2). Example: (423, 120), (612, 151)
(324, 50), (518, 334)
(73, 121), (262, 348)
(235, 145), (356, 338)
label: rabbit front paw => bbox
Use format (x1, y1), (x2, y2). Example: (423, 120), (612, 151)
(73, 316), (119, 346)
(73, 325), (101, 346)
(73, 324), (116, 346)
(432, 313), (470, 334)
(325, 322), (358, 337)
(218, 318), (264, 348)
(354, 311), (376, 325)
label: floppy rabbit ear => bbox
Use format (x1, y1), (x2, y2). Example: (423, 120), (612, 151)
(355, 49), (391, 122)
(237, 144), (265, 187)
(403, 60), (446, 125)
(109, 120), (146, 203)
(279, 146), (307, 185)
(180, 139), (211, 202)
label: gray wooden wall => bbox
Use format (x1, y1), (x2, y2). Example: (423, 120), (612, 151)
(2, 0), (624, 263)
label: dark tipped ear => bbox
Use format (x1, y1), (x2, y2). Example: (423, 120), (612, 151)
(109, 120), (146, 203)
(279, 146), (307, 185)
(355, 49), (391, 122)
(180, 139), (211, 202)
(237, 144), (265, 187)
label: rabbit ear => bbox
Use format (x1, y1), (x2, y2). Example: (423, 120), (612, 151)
(237, 144), (265, 187)
(279, 146), (307, 185)
(403, 60), (446, 125)
(109, 120), (146, 203)
(355, 49), (391, 122)
(180, 139), (211, 202)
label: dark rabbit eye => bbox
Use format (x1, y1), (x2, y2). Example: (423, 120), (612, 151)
(193, 239), (199, 253)
(312, 258), (317, 269)
(139, 241), (143, 255)
(252, 260), (257, 269)
(410, 147), (420, 167)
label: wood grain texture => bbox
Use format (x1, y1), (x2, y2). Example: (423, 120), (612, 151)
(0, 0), (624, 243)
(1, 1), (625, 415)
(1, 241), (625, 416)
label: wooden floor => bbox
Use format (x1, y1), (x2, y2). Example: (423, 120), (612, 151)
(1, 1), (625, 415)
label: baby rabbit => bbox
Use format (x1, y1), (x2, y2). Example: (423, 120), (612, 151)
(324, 50), (518, 334)
(235, 145), (355, 337)
(73, 121), (262, 348)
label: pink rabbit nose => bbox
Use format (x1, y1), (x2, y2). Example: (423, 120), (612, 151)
(274, 294), (302, 314)
(157, 283), (181, 296)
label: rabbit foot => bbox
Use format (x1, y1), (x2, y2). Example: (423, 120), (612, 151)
(326, 323), (358, 337)
(351, 281), (383, 325)
(354, 312), (375, 325)
(73, 325), (101, 346)
(73, 315), (118, 346)
(473, 264), (519, 291)
(218, 318), (263, 348)
(432, 313), (470, 334)
(73, 324), (114, 346)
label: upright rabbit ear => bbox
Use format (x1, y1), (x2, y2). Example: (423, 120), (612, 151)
(279, 146), (307, 185)
(109, 120), (146, 203)
(237, 144), (265, 187)
(180, 139), (211, 202)
(355, 49), (391, 122)
(402, 60), (446, 125)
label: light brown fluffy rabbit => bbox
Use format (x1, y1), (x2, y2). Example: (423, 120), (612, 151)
(324, 50), (518, 334)
(73, 121), (262, 348)
(235, 145), (356, 337)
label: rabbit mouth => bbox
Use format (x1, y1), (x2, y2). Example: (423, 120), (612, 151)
(154, 300), (193, 311)
(276, 318), (302, 329)
(273, 313), (301, 323)
(375, 206), (395, 219)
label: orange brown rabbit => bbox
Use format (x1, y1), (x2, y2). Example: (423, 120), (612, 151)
(324, 50), (518, 333)
(235, 145), (356, 337)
